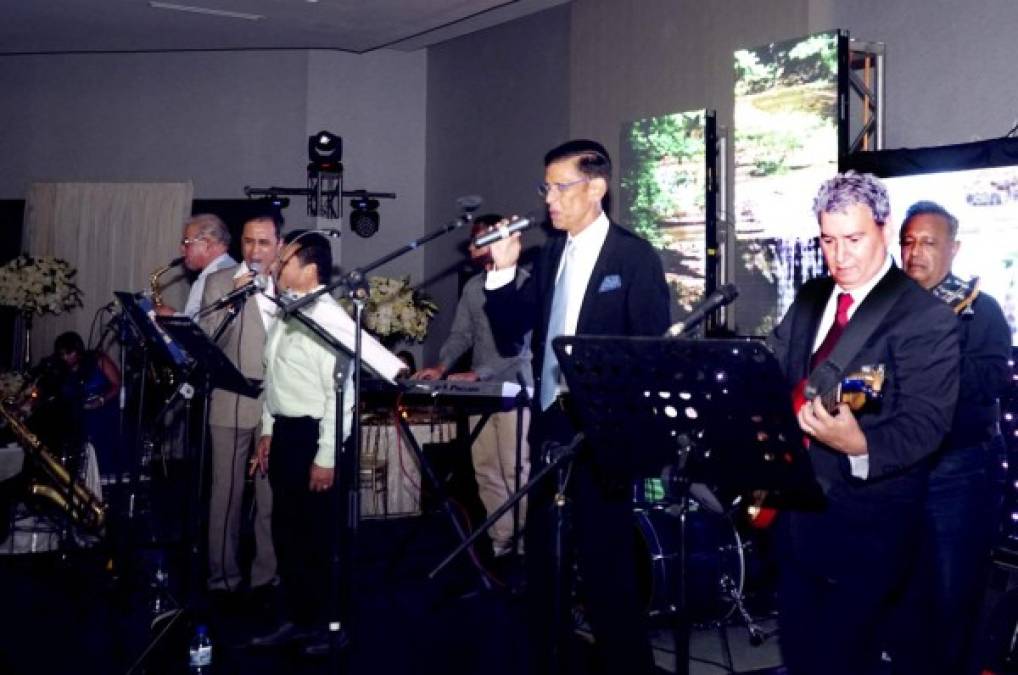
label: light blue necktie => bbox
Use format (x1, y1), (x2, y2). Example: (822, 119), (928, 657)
(540, 241), (575, 410)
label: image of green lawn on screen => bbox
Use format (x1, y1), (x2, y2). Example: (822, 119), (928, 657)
(733, 31), (840, 334)
(619, 110), (707, 321)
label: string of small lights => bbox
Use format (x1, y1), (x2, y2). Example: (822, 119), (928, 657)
(993, 351), (1018, 561)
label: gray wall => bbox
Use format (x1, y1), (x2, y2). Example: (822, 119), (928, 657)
(817, 0), (1018, 148)
(305, 48), (429, 366)
(569, 0), (1018, 208)
(569, 0), (812, 205)
(0, 48), (428, 232)
(422, 3), (571, 363)
(0, 51), (310, 199)
(306, 49), (428, 276)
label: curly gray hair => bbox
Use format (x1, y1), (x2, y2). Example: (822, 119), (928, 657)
(812, 170), (891, 227)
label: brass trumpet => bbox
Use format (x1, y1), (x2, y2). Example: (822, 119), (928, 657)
(0, 399), (107, 532)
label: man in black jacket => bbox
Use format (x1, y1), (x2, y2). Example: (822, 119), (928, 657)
(486, 139), (670, 674)
(768, 172), (960, 675)
(897, 200), (1010, 674)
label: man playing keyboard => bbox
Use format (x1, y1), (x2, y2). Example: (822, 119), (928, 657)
(413, 213), (532, 560)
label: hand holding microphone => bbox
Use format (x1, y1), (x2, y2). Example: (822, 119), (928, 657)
(474, 213), (540, 270)
(233, 261), (264, 290)
(201, 264), (269, 315)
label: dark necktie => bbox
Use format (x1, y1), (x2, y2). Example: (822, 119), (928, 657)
(810, 292), (853, 371)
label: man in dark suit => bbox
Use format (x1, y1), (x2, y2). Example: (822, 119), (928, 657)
(768, 171), (961, 675)
(486, 139), (670, 674)
(897, 200), (1011, 674)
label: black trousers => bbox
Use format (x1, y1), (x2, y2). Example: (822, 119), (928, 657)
(268, 415), (335, 628)
(524, 405), (655, 675)
(776, 499), (922, 675)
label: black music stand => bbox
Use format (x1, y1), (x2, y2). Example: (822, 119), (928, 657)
(552, 335), (821, 675)
(125, 316), (259, 671)
(157, 316), (260, 570)
(114, 292), (193, 481)
(115, 292), (192, 375)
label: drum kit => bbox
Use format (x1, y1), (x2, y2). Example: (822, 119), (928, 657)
(629, 477), (774, 641)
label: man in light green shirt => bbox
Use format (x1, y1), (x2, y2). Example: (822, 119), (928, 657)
(248, 232), (339, 656)
(249, 232), (402, 657)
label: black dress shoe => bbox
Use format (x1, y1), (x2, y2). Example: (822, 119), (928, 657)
(248, 621), (313, 648)
(300, 628), (349, 658)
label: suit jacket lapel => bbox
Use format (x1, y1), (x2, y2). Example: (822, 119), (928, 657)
(576, 225), (618, 331)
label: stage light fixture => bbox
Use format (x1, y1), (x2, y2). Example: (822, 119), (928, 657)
(349, 196), (380, 238)
(308, 130), (343, 171)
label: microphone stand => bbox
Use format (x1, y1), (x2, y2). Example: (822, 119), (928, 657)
(267, 211), (473, 669)
(281, 214), (471, 316)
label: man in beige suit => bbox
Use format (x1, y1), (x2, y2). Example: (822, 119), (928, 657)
(199, 212), (283, 595)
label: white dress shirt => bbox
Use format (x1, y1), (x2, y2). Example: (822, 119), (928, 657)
(232, 261), (278, 331)
(811, 253), (893, 479)
(185, 252), (236, 318)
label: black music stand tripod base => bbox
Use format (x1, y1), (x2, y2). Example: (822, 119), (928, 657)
(125, 316), (260, 674)
(553, 336), (820, 675)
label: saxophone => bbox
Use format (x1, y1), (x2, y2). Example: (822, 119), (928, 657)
(150, 256), (184, 308)
(0, 399), (107, 532)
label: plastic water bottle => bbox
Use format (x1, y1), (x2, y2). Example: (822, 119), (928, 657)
(188, 624), (213, 673)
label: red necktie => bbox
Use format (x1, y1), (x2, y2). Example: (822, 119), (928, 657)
(810, 292), (853, 371)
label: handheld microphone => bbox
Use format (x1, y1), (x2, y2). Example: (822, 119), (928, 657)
(207, 274), (269, 311)
(666, 283), (738, 336)
(472, 213), (541, 248)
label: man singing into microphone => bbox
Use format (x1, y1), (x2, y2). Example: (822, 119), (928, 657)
(485, 139), (670, 674)
(198, 212), (282, 602)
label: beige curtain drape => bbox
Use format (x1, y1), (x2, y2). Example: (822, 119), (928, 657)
(23, 182), (193, 361)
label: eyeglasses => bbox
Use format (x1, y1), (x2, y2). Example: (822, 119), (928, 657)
(537, 177), (589, 197)
(180, 237), (206, 248)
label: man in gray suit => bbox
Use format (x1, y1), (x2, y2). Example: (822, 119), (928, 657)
(199, 212), (283, 595)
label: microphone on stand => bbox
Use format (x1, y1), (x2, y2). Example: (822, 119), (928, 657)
(666, 283), (738, 337)
(472, 212), (541, 248)
(204, 273), (269, 313)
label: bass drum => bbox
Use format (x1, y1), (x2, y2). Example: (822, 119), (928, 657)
(634, 504), (745, 622)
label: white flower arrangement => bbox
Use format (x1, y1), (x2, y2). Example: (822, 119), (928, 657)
(0, 254), (84, 315)
(356, 276), (438, 343)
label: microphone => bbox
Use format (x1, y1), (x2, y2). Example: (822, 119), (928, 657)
(667, 283), (738, 336)
(206, 273), (269, 312)
(472, 213), (540, 248)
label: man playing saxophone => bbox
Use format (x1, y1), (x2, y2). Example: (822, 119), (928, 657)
(156, 214), (236, 317)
